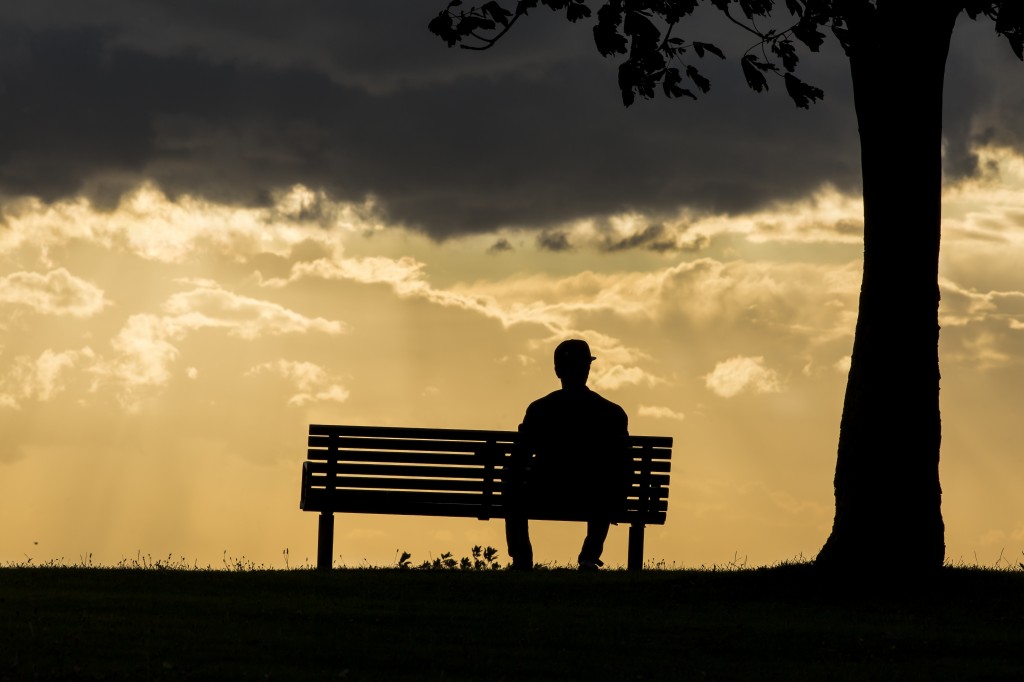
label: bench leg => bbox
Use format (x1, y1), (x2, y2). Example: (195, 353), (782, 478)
(317, 513), (335, 571)
(628, 523), (645, 571)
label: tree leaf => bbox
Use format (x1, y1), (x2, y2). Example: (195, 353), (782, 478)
(962, 0), (996, 21)
(747, 54), (778, 73)
(618, 62), (637, 107)
(741, 54), (768, 92)
(686, 65), (711, 93)
(661, 67), (697, 99)
(457, 15), (496, 36)
(831, 25), (853, 54)
(995, 1), (1024, 60)
(566, 0), (592, 22)
(662, 67), (687, 98)
(738, 0), (773, 20)
(662, 0), (701, 24)
(772, 37), (799, 72)
(784, 72), (824, 108)
(427, 12), (460, 46)
(693, 41), (726, 59)
(792, 17), (826, 52)
(481, 1), (513, 27)
(593, 2), (627, 56)
(624, 9), (660, 52)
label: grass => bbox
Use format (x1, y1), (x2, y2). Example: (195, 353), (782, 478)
(1, 564), (1023, 680)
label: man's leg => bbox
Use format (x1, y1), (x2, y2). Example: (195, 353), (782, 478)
(505, 517), (533, 569)
(578, 519), (610, 568)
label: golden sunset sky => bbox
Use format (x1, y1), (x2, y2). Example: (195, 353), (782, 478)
(1, 4), (1023, 569)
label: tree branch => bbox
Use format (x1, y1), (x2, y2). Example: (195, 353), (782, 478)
(458, 2), (527, 51)
(720, 5), (764, 39)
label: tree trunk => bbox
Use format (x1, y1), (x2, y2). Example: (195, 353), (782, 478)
(816, 3), (961, 574)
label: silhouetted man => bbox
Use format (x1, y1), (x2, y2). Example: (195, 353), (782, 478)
(505, 339), (629, 570)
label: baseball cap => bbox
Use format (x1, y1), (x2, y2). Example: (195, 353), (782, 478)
(554, 339), (596, 364)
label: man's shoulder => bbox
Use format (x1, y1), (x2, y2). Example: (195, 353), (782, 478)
(523, 388), (628, 427)
(584, 388), (627, 416)
(526, 390), (563, 411)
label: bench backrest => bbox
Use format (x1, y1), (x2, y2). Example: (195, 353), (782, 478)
(300, 424), (672, 524)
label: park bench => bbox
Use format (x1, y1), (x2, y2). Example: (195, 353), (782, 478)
(300, 424), (673, 571)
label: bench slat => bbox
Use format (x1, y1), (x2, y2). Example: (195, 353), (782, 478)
(627, 460), (671, 473)
(308, 440), (670, 461)
(310, 423), (516, 441)
(301, 488), (669, 517)
(309, 435), (517, 454)
(307, 450), (494, 466)
(625, 436), (673, 448)
(304, 488), (492, 508)
(307, 449), (670, 473)
(310, 433), (669, 454)
(314, 463), (497, 479)
(307, 475), (491, 493)
(303, 461), (670, 490)
(305, 476), (670, 500)
(311, 423), (672, 448)
(625, 448), (672, 459)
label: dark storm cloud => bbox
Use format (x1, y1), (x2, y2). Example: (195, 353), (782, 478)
(487, 237), (514, 254)
(0, 2), (1020, 239)
(943, 14), (1024, 179)
(600, 224), (678, 253)
(537, 230), (573, 252)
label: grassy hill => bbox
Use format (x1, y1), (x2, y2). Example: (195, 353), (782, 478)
(2, 565), (1023, 680)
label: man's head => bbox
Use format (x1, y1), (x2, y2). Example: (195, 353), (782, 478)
(553, 339), (595, 388)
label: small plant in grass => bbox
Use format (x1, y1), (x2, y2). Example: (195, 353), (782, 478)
(473, 545), (500, 569)
(222, 550), (272, 571)
(424, 551), (459, 570)
(116, 552), (209, 570)
(396, 545), (501, 570)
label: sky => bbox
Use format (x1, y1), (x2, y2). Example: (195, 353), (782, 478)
(1, 2), (1024, 570)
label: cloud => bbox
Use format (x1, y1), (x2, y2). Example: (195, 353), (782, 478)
(834, 356), (852, 374)
(163, 284), (345, 339)
(92, 282), (346, 405)
(267, 252), (577, 332)
(270, 256), (426, 293)
(0, 347), (95, 408)
(680, 185), (865, 245)
(704, 356), (782, 398)
(638, 404), (686, 421)
(590, 365), (665, 392)
(100, 314), (184, 394)
(247, 360), (350, 407)
(0, 183), (381, 265)
(935, 274), (1024, 369)
(0, 269), (108, 317)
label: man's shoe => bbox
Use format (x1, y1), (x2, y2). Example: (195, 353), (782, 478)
(509, 561), (534, 571)
(578, 558), (604, 571)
